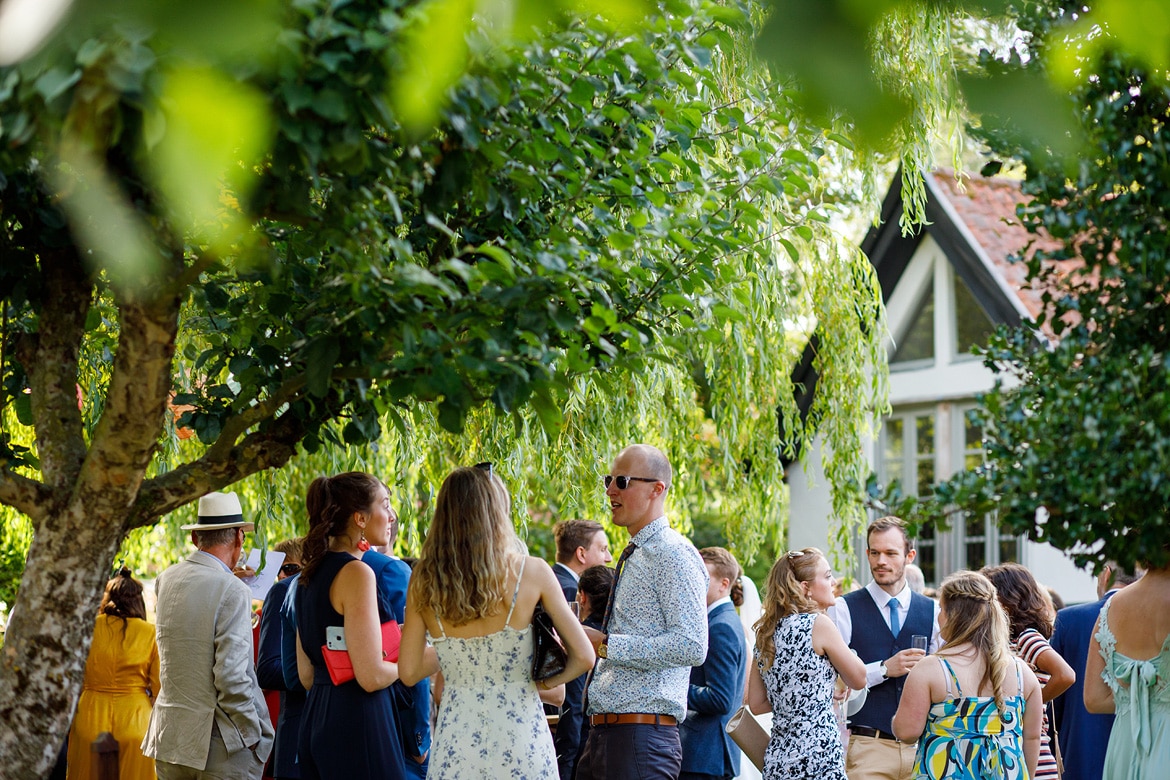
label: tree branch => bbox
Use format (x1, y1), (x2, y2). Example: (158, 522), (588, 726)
(0, 471), (52, 523)
(204, 374), (307, 462)
(127, 410), (311, 529)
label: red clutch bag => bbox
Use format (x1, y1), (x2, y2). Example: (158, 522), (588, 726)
(320, 620), (402, 686)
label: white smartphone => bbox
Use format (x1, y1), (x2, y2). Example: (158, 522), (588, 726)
(325, 626), (346, 651)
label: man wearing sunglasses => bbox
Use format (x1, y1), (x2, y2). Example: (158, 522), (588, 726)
(577, 444), (709, 780)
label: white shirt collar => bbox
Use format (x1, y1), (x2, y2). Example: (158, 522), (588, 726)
(707, 595), (732, 614)
(866, 579), (910, 610)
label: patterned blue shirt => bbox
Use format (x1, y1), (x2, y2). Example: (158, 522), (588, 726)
(587, 516), (708, 721)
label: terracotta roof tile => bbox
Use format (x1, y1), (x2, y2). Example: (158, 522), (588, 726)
(929, 170), (1068, 322)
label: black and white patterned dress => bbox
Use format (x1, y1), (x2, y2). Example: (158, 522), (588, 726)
(758, 612), (845, 780)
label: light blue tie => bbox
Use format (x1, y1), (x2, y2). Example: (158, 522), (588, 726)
(888, 600), (901, 637)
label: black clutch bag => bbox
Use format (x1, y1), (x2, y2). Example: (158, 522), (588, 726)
(531, 603), (568, 681)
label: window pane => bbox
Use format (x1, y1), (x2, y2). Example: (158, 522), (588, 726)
(966, 541), (987, 571)
(954, 272), (995, 356)
(893, 280), (935, 364)
(916, 460), (934, 495)
(916, 416), (934, 455)
(884, 418), (904, 461)
(965, 514), (985, 538)
(916, 543), (936, 586)
(965, 415), (983, 450)
(999, 537), (1020, 564)
(916, 524), (936, 586)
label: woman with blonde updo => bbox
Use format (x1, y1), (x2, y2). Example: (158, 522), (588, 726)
(746, 548), (866, 779)
(893, 570), (1042, 780)
(398, 465), (593, 779)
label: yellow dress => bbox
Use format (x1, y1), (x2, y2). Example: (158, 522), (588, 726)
(67, 614), (160, 780)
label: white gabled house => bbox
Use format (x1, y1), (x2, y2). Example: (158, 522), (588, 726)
(786, 170), (1097, 603)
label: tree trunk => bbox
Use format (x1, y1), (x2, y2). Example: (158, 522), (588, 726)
(0, 501), (125, 778)
(0, 269), (183, 777)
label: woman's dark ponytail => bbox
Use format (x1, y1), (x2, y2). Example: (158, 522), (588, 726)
(299, 472), (382, 585)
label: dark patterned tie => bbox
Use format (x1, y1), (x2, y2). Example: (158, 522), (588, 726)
(582, 542), (636, 714)
(599, 542), (637, 633)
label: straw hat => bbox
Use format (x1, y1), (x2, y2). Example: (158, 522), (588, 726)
(180, 491), (254, 531)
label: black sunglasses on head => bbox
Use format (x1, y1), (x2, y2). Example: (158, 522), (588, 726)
(604, 475), (659, 490)
(474, 461), (493, 477)
(280, 563), (302, 576)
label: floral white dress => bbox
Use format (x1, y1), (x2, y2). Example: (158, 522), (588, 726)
(758, 612), (845, 780)
(426, 559), (557, 779)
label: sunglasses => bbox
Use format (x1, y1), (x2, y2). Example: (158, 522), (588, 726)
(474, 461), (493, 477)
(604, 475), (660, 490)
(279, 563), (302, 576)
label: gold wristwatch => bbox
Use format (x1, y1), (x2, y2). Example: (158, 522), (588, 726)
(597, 638), (609, 659)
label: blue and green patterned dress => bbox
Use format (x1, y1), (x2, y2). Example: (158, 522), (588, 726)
(914, 657), (1029, 780)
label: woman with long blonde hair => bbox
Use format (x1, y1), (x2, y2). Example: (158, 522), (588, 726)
(398, 465), (593, 779)
(746, 548), (866, 779)
(893, 570), (1042, 779)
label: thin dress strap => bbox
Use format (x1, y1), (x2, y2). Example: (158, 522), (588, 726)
(434, 612), (446, 639)
(939, 657), (962, 697)
(505, 557), (527, 625)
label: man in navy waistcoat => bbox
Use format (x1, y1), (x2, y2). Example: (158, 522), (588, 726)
(830, 516), (940, 780)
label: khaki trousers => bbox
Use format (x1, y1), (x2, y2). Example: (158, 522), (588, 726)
(156, 724), (264, 780)
(845, 733), (917, 780)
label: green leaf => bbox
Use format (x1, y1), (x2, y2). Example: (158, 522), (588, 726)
(305, 337), (341, 397)
(34, 67), (81, 102)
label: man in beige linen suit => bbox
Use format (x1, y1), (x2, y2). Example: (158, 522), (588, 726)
(143, 492), (274, 780)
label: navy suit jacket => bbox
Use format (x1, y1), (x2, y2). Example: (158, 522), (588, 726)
(256, 575), (305, 779)
(680, 601), (748, 778)
(554, 562), (578, 602)
(364, 551), (432, 779)
(552, 562), (583, 780)
(1050, 594), (1117, 780)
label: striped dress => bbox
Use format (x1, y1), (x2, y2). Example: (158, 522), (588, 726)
(1015, 628), (1060, 779)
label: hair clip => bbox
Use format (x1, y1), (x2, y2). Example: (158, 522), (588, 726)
(787, 550), (805, 558)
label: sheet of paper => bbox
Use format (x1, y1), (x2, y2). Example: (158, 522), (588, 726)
(240, 549), (284, 601)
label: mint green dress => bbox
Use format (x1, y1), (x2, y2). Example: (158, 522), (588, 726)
(1095, 599), (1170, 780)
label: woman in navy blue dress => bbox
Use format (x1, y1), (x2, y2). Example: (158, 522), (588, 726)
(295, 472), (422, 780)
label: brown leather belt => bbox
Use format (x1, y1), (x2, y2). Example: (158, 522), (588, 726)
(589, 713), (678, 727)
(851, 725), (900, 741)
